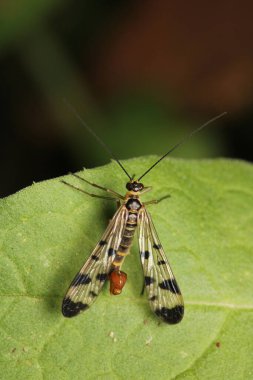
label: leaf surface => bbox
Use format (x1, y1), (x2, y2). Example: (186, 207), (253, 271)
(1, 157), (253, 380)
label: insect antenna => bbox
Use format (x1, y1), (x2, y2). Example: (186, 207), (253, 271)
(63, 99), (132, 180)
(138, 112), (227, 181)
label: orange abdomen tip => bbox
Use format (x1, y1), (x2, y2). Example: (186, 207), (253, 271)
(109, 271), (127, 295)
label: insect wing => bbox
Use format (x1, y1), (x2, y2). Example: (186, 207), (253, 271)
(62, 205), (128, 317)
(138, 208), (184, 324)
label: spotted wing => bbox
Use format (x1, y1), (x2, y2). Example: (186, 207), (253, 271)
(138, 207), (184, 324)
(62, 205), (128, 317)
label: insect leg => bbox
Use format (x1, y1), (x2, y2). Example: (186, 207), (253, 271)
(139, 186), (152, 195)
(140, 280), (145, 296)
(70, 173), (124, 199)
(144, 194), (171, 205)
(61, 180), (116, 200)
(116, 199), (121, 209)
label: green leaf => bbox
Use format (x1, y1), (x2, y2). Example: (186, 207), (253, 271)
(1, 157), (253, 380)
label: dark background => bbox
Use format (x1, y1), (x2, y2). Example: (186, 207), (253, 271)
(1, 0), (253, 198)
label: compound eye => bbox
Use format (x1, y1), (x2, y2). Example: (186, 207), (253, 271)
(126, 182), (132, 191)
(133, 182), (143, 192)
(135, 183), (144, 191)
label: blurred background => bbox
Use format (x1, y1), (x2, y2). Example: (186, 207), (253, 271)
(1, 0), (253, 197)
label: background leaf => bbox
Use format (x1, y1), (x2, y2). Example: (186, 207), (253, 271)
(0, 157), (253, 380)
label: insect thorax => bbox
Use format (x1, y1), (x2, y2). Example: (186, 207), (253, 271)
(125, 197), (142, 211)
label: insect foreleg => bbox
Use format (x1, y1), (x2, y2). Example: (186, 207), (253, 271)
(70, 173), (124, 199)
(139, 186), (152, 195)
(144, 194), (171, 205)
(61, 180), (116, 200)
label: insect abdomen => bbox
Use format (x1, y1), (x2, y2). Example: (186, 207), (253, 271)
(111, 212), (137, 269)
(111, 198), (141, 270)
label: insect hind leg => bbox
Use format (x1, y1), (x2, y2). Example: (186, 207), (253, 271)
(140, 280), (145, 296)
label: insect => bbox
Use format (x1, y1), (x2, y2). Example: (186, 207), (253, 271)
(61, 106), (226, 324)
